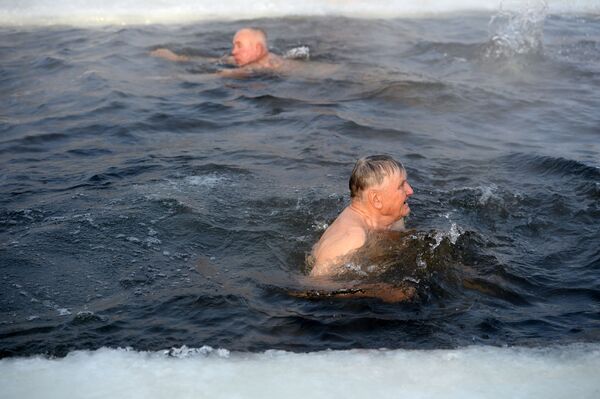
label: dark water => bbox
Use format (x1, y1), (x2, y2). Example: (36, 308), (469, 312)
(1, 14), (599, 358)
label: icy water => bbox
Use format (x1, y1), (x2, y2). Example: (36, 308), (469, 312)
(1, 3), (600, 391)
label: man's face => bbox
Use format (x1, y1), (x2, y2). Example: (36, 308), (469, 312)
(231, 31), (261, 66)
(378, 170), (414, 221)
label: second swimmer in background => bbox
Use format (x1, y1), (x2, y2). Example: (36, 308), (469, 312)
(151, 27), (292, 77)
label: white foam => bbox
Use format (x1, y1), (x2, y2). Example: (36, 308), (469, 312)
(184, 175), (226, 188)
(430, 222), (463, 251)
(284, 46), (311, 60)
(1, 345), (599, 398)
(57, 308), (71, 316)
(0, 0), (598, 27)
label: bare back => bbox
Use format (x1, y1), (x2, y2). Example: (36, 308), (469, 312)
(310, 206), (368, 276)
(219, 54), (299, 77)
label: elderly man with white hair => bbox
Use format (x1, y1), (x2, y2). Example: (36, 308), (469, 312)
(310, 155), (414, 277)
(151, 27), (285, 76)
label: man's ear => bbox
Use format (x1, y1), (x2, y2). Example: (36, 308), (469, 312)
(368, 189), (383, 210)
(256, 43), (264, 55)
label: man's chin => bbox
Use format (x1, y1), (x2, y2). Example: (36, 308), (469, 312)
(402, 204), (410, 216)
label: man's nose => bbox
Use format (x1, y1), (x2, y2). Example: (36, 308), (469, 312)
(407, 183), (414, 196)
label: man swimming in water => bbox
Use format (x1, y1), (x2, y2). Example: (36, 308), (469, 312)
(150, 28), (286, 76)
(310, 155), (414, 276)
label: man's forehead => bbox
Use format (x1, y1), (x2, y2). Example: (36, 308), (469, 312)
(234, 29), (255, 42)
(370, 170), (405, 190)
(387, 169), (406, 182)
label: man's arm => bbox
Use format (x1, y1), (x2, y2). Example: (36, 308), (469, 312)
(216, 68), (250, 78)
(151, 49), (233, 64)
(289, 276), (416, 303)
(150, 48), (191, 62)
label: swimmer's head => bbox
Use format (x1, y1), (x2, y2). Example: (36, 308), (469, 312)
(350, 155), (413, 220)
(231, 28), (268, 66)
(350, 155), (405, 198)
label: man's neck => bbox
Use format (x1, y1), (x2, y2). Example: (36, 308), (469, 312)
(247, 51), (271, 68)
(349, 201), (396, 231)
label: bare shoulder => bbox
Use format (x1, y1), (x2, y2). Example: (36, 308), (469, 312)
(310, 225), (366, 276)
(268, 53), (285, 66)
(325, 225), (366, 254)
(342, 225), (367, 245)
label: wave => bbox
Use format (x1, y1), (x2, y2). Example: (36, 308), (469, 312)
(501, 153), (600, 179)
(1, 345), (599, 398)
(1, 1), (598, 27)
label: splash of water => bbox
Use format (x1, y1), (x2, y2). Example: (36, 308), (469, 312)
(283, 46), (311, 60)
(485, 0), (548, 59)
